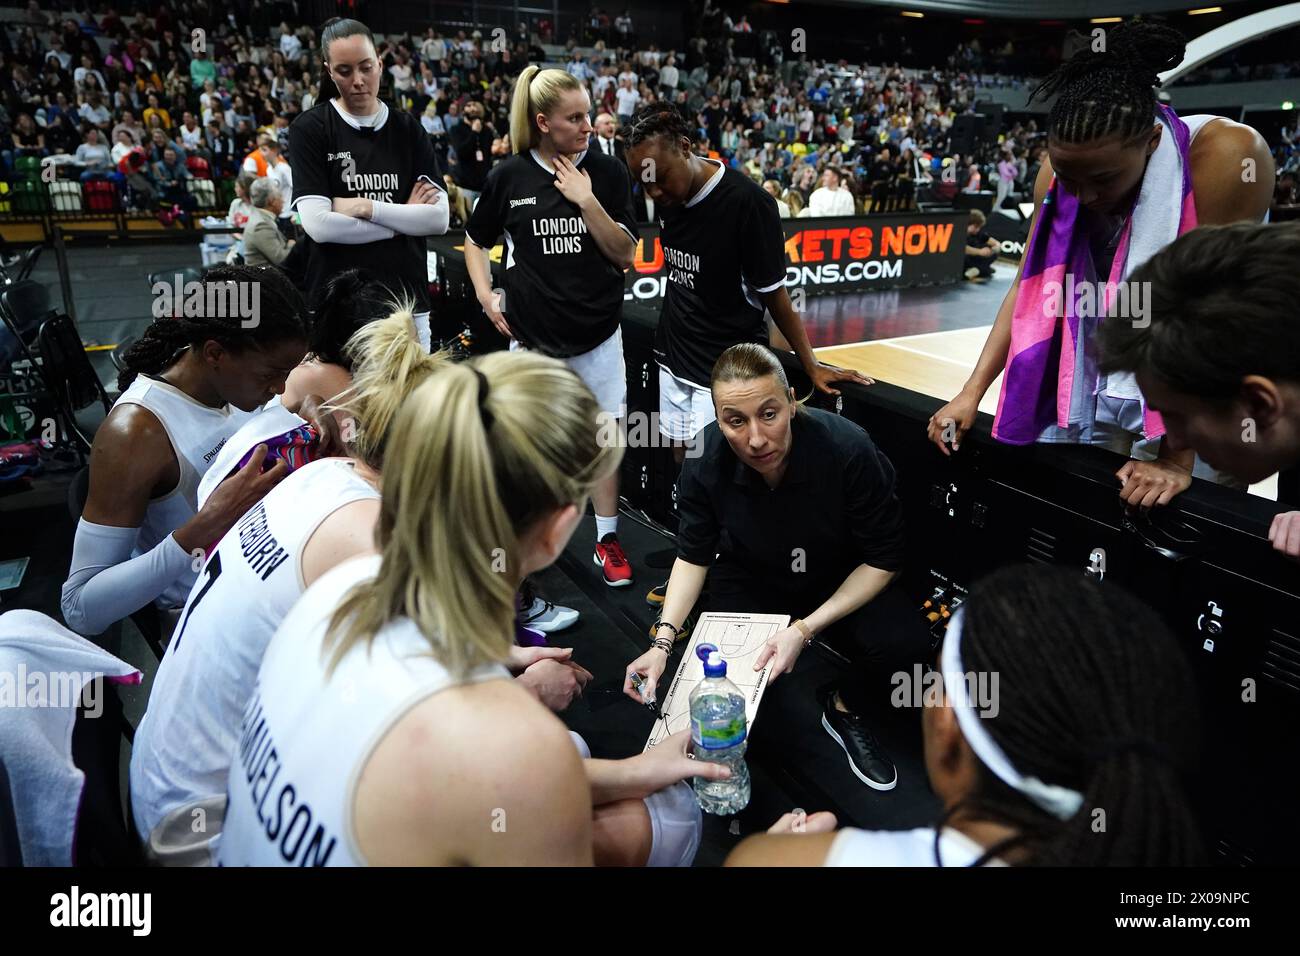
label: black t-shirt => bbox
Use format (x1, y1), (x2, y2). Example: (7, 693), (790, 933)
(448, 120), (495, 191)
(288, 101), (440, 312)
(677, 407), (905, 598)
(466, 149), (638, 357)
(869, 159), (896, 185)
(656, 162), (787, 386)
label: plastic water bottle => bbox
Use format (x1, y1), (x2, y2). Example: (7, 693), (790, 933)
(689, 643), (751, 815)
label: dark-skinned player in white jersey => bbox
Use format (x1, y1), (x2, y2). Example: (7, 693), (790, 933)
(288, 18), (449, 351)
(623, 104), (873, 606)
(464, 66), (640, 590)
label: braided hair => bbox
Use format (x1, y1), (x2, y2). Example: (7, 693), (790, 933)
(625, 103), (696, 152)
(121, 264), (307, 391)
(1029, 20), (1187, 145)
(938, 564), (1204, 867)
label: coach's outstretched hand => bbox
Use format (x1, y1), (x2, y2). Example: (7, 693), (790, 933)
(624, 646), (669, 704)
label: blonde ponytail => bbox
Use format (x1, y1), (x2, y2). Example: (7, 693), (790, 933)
(508, 66), (584, 154)
(327, 302), (450, 469)
(323, 352), (621, 679)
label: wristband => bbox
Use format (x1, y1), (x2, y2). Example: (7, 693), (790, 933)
(652, 619), (685, 640)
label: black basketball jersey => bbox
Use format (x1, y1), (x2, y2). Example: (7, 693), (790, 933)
(655, 161), (788, 386)
(466, 149), (638, 358)
(288, 101), (440, 312)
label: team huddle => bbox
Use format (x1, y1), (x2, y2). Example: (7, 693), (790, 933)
(52, 16), (1300, 867)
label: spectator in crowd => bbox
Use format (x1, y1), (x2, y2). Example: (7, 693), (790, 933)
(448, 100), (495, 213)
(614, 76), (640, 127)
(152, 144), (195, 211)
(592, 111), (624, 162)
(995, 149), (1019, 208)
(279, 23), (303, 61)
(190, 49), (216, 90)
(177, 111), (205, 158)
(243, 176), (295, 267)
(659, 55), (679, 99)
(111, 109), (144, 146)
(868, 146), (896, 212)
(74, 126), (116, 181)
(763, 179), (791, 218)
(806, 166), (856, 216)
(142, 92), (171, 131)
(78, 91), (112, 131)
(4, 111), (45, 171)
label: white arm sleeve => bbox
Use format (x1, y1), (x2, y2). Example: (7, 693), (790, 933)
(296, 195), (397, 244)
(60, 519), (194, 636)
(368, 185), (450, 236)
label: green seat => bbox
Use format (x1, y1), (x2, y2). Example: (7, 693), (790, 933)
(12, 180), (44, 213)
(216, 177), (237, 209)
(14, 155), (42, 181)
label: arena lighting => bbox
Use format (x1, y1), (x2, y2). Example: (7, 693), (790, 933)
(1188, 6), (1224, 13)
(1284, 100), (1295, 109)
(901, 11), (925, 17)
(963, 19), (985, 25)
(1090, 17), (1123, 23)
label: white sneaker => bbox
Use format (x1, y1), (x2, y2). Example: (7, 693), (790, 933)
(520, 595), (579, 633)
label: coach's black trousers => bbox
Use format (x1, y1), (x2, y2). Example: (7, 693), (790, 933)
(699, 559), (932, 716)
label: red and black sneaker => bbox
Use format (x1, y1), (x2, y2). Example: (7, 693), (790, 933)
(594, 532), (634, 588)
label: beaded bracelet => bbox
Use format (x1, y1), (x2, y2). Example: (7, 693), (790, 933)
(652, 619), (685, 640)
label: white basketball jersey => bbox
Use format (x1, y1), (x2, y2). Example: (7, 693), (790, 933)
(824, 827), (1008, 867)
(216, 555), (510, 866)
(130, 458), (379, 840)
(112, 374), (254, 607)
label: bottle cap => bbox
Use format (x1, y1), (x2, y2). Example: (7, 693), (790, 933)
(697, 643), (726, 677)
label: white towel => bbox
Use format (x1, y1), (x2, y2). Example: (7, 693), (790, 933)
(0, 610), (141, 865)
(1101, 107), (1196, 403)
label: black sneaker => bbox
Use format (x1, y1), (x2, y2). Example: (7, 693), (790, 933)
(818, 688), (898, 791)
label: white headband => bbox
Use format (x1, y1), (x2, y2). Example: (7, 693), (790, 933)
(940, 607), (1085, 821)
